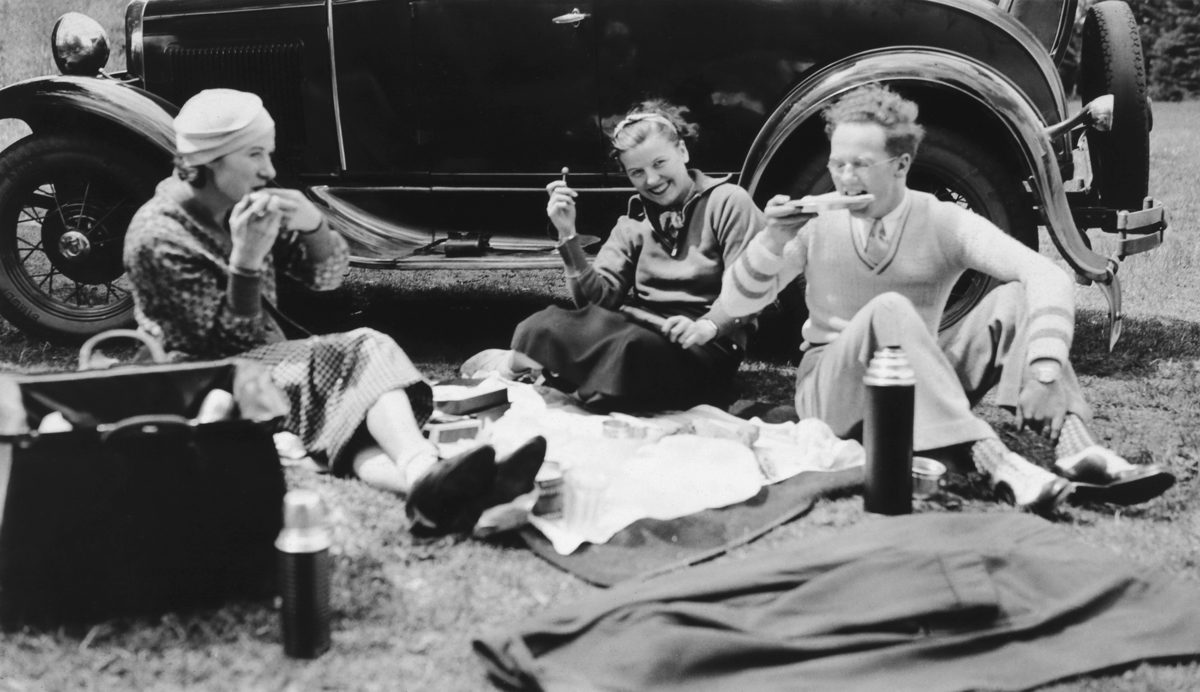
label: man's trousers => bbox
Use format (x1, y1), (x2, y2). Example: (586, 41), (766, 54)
(794, 283), (1090, 451)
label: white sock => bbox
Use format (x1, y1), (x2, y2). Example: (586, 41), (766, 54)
(401, 443), (440, 489)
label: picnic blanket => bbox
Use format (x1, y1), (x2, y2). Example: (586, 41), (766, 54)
(519, 467), (863, 586)
(457, 380), (864, 581)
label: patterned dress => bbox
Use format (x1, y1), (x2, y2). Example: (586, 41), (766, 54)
(124, 177), (431, 472)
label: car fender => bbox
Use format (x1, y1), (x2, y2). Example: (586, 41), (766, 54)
(741, 47), (1112, 286)
(0, 75), (176, 158)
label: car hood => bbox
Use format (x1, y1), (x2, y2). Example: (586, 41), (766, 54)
(143, 0), (325, 20)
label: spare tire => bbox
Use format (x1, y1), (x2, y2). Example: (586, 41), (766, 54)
(749, 122), (1037, 360)
(1078, 0), (1150, 211)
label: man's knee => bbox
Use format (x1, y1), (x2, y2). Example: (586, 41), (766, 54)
(867, 292), (919, 318)
(863, 292), (925, 333)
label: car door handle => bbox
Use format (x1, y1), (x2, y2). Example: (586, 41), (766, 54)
(552, 9), (591, 26)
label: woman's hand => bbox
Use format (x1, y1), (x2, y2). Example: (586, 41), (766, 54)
(760, 195), (816, 254)
(263, 188), (324, 233)
(663, 315), (718, 349)
(228, 192), (283, 270)
(546, 179), (578, 241)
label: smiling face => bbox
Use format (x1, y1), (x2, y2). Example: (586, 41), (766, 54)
(619, 132), (694, 208)
(205, 132), (277, 206)
(827, 121), (910, 218)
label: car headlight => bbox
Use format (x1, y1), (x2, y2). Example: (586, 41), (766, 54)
(50, 12), (110, 76)
(125, 0), (148, 79)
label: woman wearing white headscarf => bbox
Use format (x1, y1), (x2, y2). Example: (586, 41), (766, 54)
(124, 89), (545, 534)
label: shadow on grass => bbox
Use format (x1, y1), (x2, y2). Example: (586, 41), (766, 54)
(1071, 308), (1200, 379)
(280, 279), (568, 363)
(281, 274), (807, 366)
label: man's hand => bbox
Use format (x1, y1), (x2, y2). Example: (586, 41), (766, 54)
(759, 195), (816, 254)
(1016, 379), (1070, 442)
(663, 315), (718, 349)
(546, 179), (578, 241)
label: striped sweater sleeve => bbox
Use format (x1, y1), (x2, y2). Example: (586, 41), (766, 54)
(948, 206), (1074, 365)
(714, 224), (810, 319)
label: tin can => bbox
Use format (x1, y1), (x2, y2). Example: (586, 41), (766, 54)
(532, 461), (564, 518)
(912, 456), (947, 499)
(863, 345), (916, 515)
(276, 489), (332, 659)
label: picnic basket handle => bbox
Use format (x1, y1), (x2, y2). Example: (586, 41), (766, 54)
(100, 414), (192, 444)
(78, 329), (168, 370)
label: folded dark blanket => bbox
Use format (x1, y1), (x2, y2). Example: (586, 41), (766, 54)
(519, 467), (863, 586)
(485, 512), (1200, 692)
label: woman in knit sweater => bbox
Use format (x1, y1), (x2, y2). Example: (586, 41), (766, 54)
(125, 89), (545, 535)
(511, 100), (765, 412)
(691, 84), (1173, 514)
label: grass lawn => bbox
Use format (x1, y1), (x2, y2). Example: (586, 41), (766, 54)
(2, 2), (1200, 690)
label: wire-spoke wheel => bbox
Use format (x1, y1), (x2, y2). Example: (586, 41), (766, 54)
(907, 127), (1038, 329)
(0, 133), (160, 343)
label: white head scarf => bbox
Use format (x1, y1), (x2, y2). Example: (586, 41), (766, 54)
(174, 88), (275, 167)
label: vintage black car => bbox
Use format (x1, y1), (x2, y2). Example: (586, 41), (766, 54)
(0, 0), (1166, 344)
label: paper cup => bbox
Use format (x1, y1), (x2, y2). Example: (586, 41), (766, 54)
(563, 467), (607, 533)
(532, 461), (564, 518)
(912, 456), (947, 498)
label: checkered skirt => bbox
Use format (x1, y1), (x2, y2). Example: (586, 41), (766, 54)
(242, 327), (431, 473)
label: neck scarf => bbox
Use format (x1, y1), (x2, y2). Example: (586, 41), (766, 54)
(648, 177), (698, 257)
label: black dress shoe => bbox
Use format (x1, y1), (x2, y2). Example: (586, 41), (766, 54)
(485, 435), (547, 508)
(406, 445), (496, 534)
(1058, 448), (1176, 506)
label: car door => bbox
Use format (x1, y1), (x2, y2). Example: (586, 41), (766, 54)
(411, 0), (603, 186)
(595, 0), (818, 178)
(330, 0), (423, 181)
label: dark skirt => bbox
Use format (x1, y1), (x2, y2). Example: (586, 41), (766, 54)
(511, 304), (741, 412)
(241, 327), (432, 473)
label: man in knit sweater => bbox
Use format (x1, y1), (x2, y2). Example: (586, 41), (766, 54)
(684, 85), (1173, 514)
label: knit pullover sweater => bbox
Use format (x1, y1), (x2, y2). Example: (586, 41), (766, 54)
(557, 170), (764, 340)
(716, 189), (1074, 366)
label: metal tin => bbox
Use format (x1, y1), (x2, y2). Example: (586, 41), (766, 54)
(532, 461), (564, 518)
(863, 346), (916, 515)
(912, 456), (947, 498)
(276, 490), (332, 659)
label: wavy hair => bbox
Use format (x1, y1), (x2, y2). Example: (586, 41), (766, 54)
(822, 84), (925, 158)
(173, 156), (209, 187)
(606, 99), (700, 160)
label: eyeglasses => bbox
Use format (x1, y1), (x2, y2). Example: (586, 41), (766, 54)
(826, 155), (900, 176)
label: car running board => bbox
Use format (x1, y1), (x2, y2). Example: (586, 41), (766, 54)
(309, 185), (575, 267)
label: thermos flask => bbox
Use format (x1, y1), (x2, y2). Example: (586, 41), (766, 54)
(863, 346), (916, 515)
(276, 489), (332, 658)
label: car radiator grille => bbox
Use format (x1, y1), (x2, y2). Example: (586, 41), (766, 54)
(160, 42), (306, 157)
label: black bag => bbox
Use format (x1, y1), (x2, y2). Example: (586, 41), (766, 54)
(0, 331), (286, 628)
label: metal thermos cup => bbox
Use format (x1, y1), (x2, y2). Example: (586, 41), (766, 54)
(276, 489), (332, 659)
(863, 346), (916, 515)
